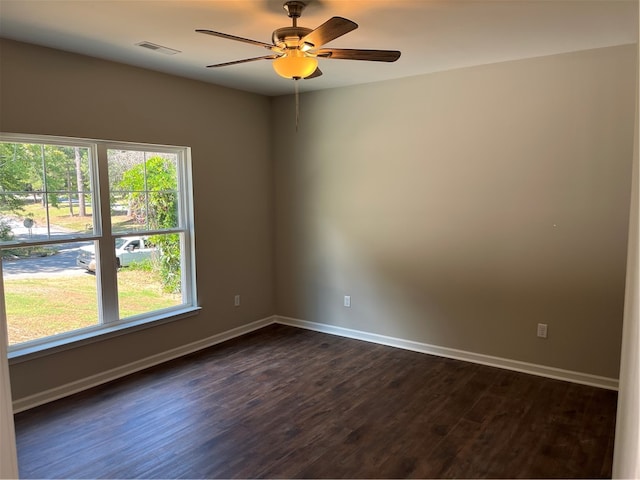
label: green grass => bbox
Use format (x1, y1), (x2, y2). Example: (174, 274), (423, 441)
(6, 201), (137, 233)
(118, 266), (181, 317)
(1, 245), (57, 259)
(18, 201), (96, 232)
(4, 268), (181, 346)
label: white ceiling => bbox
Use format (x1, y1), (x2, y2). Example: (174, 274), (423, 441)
(0, 0), (637, 97)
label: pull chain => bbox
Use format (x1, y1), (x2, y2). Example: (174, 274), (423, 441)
(294, 79), (300, 132)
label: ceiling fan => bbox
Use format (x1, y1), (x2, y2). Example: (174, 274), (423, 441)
(196, 0), (401, 81)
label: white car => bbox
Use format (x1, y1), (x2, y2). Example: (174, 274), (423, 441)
(76, 236), (156, 272)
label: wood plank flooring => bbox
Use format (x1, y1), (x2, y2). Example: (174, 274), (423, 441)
(14, 324), (617, 478)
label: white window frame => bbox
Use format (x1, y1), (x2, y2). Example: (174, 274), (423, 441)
(0, 133), (199, 360)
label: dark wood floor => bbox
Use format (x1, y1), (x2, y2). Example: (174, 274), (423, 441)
(15, 324), (617, 479)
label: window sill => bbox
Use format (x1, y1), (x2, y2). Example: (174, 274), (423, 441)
(8, 306), (201, 365)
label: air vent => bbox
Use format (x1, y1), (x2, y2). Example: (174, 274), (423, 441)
(135, 41), (181, 55)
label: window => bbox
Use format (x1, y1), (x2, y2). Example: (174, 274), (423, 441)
(0, 134), (197, 355)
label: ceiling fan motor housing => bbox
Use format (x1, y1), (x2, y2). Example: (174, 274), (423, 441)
(272, 27), (313, 48)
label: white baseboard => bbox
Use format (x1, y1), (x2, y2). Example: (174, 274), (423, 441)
(275, 316), (619, 391)
(13, 313), (618, 412)
(12, 316), (276, 413)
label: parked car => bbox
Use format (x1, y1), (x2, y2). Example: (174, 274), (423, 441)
(76, 236), (156, 272)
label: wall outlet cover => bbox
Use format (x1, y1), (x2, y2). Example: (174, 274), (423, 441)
(537, 323), (548, 338)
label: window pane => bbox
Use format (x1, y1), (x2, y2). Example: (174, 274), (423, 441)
(116, 233), (183, 320)
(43, 193), (94, 238)
(108, 150), (179, 233)
(2, 241), (99, 345)
(0, 142), (95, 244)
(43, 145), (90, 193)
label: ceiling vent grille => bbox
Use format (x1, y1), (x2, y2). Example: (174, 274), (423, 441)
(135, 41), (181, 55)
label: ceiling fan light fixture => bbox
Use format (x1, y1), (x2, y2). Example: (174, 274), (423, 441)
(272, 50), (318, 79)
(198, 1), (400, 82)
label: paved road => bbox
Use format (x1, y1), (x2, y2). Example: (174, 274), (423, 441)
(2, 243), (88, 278)
(2, 218), (91, 278)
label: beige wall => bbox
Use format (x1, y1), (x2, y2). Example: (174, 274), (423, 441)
(273, 45), (637, 378)
(1, 38), (636, 400)
(0, 39), (275, 400)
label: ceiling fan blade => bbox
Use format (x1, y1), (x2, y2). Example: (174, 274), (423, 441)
(206, 55), (280, 68)
(300, 17), (358, 49)
(305, 67), (323, 79)
(196, 29), (275, 50)
(315, 48), (401, 62)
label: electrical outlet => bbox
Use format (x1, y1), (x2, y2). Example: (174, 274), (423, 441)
(234, 294), (240, 307)
(537, 323), (548, 338)
(344, 295), (351, 308)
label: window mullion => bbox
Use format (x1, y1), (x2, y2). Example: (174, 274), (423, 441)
(96, 143), (119, 325)
(180, 149), (196, 306)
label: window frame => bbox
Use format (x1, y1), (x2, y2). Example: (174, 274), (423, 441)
(1, 133), (199, 361)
